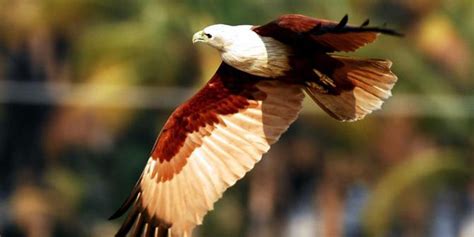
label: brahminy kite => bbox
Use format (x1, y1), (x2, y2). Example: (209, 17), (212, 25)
(110, 14), (401, 237)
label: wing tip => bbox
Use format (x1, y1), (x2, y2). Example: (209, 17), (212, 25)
(109, 177), (142, 220)
(111, 191), (173, 237)
(327, 14), (404, 37)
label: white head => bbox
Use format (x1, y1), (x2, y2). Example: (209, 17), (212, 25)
(192, 24), (251, 52)
(192, 24), (291, 78)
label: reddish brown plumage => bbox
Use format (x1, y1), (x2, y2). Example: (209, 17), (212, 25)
(150, 64), (263, 181)
(253, 14), (399, 121)
(111, 14), (400, 237)
(253, 14), (401, 52)
(111, 64), (305, 237)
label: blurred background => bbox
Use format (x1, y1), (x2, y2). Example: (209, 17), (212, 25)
(0, 0), (473, 236)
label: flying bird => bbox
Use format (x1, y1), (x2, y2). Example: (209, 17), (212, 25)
(110, 14), (400, 237)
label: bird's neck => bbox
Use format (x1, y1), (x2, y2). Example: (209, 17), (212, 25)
(220, 29), (292, 78)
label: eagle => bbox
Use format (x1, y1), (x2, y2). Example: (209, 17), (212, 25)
(110, 14), (400, 237)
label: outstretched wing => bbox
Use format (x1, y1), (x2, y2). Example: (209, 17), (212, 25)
(253, 14), (402, 52)
(110, 63), (305, 237)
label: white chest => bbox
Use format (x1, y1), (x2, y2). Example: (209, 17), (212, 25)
(220, 27), (292, 78)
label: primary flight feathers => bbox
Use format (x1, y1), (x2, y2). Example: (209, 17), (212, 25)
(111, 14), (400, 237)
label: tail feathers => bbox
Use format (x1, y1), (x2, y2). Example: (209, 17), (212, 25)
(306, 56), (397, 121)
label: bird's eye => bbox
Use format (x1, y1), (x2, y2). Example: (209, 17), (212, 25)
(204, 33), (212, 38)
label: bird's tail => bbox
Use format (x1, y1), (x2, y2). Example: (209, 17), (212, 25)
(305, 55), (397, 121)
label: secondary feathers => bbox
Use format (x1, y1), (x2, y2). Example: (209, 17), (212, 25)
(111, 14), (400, 237)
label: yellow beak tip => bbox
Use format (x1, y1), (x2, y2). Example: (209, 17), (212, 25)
(192, 31), (204, 44)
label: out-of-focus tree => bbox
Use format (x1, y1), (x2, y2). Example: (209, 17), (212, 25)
(0, 1), (472, 237)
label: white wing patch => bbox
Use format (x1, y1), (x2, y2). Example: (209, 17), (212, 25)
(137, 81), (304, 236)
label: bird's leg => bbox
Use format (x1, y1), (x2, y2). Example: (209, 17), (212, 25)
(305, 69), (337, 94)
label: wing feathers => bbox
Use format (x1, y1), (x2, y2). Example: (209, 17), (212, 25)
(214, 124), (260, 166)
(305, 56), (397, 121)
(115, 201), (140, 236)
(131, 213), (146, 237)
(220, 116), (269, 152)
(200, 144), (235, 186)
(112, 64), (305, 236)
(113, 13), (399, 237)
(253, 14), (402, 52)
(109, 181), (141, 221)
(144, 224), (155, 237)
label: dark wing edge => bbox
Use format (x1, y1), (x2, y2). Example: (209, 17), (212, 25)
(110, 175), (172, 237)
(109, 176), (142, 221)
(108, 63), (255, 237)
(253, 14), (403, 52)
(305, 14), (403, 37)
(108, 63), (306, 237)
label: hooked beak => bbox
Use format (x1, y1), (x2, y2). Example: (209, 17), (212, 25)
(192, 31), (206, 44)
